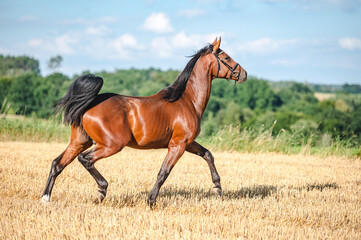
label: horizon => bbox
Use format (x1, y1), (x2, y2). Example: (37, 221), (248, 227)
(1, 0), (360, 85)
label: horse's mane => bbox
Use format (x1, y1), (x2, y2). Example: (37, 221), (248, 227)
(159, 44), (213, 102)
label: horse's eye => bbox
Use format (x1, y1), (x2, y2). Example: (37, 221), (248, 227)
(225, 56), (230, 60)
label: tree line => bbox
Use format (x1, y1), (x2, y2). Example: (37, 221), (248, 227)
(1, 54), (360, 147)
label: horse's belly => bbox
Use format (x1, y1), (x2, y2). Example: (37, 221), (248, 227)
(129, 127), (172, 148)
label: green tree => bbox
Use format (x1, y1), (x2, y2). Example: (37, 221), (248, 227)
(219, 101), (242, 126)
(34, 73), (70, 117)
(0, 55), (40, 76)
(0, 77), (12, 107)
(47, 55), (63, 72)
(8, 73), (41, 115)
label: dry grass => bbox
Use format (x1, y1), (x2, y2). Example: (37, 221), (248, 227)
(314, 92), (335, 101)
(0, 142), (360, 239)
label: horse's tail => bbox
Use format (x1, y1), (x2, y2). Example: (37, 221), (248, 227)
(54, 74), (103, 127)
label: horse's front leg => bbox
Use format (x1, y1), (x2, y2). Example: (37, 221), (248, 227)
(186, 141), (222, 196)
(147, 142), (186, 208)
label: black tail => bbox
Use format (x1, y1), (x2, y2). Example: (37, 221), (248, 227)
(54, 74), (103, 127)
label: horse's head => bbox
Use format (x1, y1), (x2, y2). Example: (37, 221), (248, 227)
(210, 37), (247, 83)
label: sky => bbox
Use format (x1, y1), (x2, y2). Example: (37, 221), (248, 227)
(0, 0), (361, 84)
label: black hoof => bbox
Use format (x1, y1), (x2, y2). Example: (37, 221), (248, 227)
(147, 198), (156, 209)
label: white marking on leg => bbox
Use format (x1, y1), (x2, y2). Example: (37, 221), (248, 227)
(97, 191), (105, 203)
(41, 194), (50, 202)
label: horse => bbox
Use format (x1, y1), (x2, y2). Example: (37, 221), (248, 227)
(41, 37), (247, 208)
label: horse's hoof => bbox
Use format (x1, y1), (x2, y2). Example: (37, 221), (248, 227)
(97, 191), (106, 203)
(41, 195), (50, 203)
(212, 186), (222, 197)
(147, 198), (156, 209)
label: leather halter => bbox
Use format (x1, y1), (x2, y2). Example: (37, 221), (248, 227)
(212, 50), (241, 84)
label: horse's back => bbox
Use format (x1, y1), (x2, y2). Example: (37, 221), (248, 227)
(82, 93), (172, 148)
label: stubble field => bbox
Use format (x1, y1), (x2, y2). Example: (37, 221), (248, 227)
(0, 142), (360, 239)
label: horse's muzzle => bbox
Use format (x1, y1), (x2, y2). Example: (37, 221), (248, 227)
(237, 68), (247, 83)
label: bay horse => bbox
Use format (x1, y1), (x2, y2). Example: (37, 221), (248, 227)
(41, 37), (247, 208)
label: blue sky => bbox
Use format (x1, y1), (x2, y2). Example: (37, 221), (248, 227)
(1, 0), (361, 84)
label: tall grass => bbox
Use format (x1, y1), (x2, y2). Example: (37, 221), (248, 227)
(0, 116), (69, 142)
(199, 124), (360, 158)
(1, 115), (359, 158)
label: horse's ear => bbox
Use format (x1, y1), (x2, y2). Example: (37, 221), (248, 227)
(212, 37), (221, 52)
(212, 38), (218, 47)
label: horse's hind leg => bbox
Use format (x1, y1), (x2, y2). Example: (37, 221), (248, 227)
(41, 127), (92, 202)
(78, 144), (123, 202)
(186, 141), (222, 196)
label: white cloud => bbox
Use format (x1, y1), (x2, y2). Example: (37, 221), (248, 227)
(237, 38), (299, 54)
(18, 15), (38, 22)
(61, 17), (119, 25)
(28, 38), (43, 47)
(260, 0), (361, 11)
(0, 46), (11, 55)
(98, 16), (119, 23)
(195, 0), (223, 3)
(177, 9), (206, 18)
(61, 18), (87, 25)
(85, 26), (110, 36)
(22, 34), (79, 57)
(150, 37), (173, 58)
(270, 58), (306, 66)
(114, 34), (144, 50)
(171, 32), (219, 49)
(112, 34), (145, 59)
(339, 37), (361, 50)
(54, 34), (79, 55)
(149, 32), (221, 59)
(259, 0), (288, 3)
(320, 0), (361, 11)
(143, 13), (173, 33)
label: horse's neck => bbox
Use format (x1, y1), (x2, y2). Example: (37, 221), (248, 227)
(184, 59), (213, 118)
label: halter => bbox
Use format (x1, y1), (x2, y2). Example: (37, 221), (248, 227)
(212, 50), (241, 84)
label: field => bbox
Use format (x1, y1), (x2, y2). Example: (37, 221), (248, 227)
(0, 142), (360, 239)
(314, 92), (335, 101)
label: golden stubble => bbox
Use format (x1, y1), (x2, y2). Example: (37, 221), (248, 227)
(0, 142), (360, 239)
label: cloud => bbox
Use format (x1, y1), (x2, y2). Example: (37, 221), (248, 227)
(54, 34), (79, 55)
(0, 46), (11, 55)
(237, 38), (299, 54)
(177, 9), (206, 18)
(98, 16), (119, 23)
(339, 37), (361, 50)
(143, 13), (173, 33)
(171, 32), (218, 49)
(61, 17), (119, 25)
(260, 0), (288, 2)
(194, 0), (223, 3)
(22, 34), (79, 56)
(28, 38), (43, 47)
(114, 34), (144, 51)
(259, 0), (361, 11)
(150, 32), (220, 58)
(270, 58), (306, 66)
(112, 34), (145, 59)
(85, 26), (110, 36)
(150, 37), (173, 58)
(18, 15), (38, 22)
(61, 18), (88, 25)
(321, 0), (361, 11)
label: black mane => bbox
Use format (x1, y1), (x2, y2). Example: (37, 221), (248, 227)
(159, 44), (213, 102)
